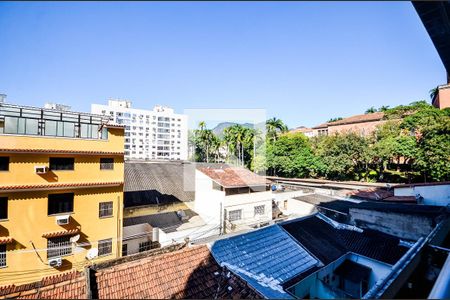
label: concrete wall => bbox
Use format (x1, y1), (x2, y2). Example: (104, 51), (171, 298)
(350, 208), (434, 240)
(348, 253), (392, 287)
(194, 170), (224, 225)
(157, 223), (220, 247)
(394, 184), (450, 206)
(291, 253), (392, 299)
(328, 120), (386, 137)
(122, 223), (152, 255)
(434, 85), (450, 109)
(224, 190), (273, 229)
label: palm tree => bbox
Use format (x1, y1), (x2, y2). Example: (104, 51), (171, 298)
(429, 87), (439, 100)
(266, 118), (288, 143)
(198, 121), (206, 131)
(379, 105), (390, 112)
(365, 107), (377, 114)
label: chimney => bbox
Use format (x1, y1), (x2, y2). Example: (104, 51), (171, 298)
(0, 94), (6, 103)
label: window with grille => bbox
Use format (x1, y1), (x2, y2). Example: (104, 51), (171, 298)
(0, 197), (7, 220)
(0, 245), (6, 267)
(228, 210), (242, 222)
(47, 236), (72, 258)
(139, 241), (153, 253)
(254, 205), (265, 215)
(100, 158), (114, 170)
(0, 157), (9, 171)
(98, 239), (112, 256)
(49, 157), (74, 171)
(48, 193), (74, 215)
(99, 202), (113, 218)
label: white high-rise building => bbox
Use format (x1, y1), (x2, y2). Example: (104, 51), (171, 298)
(92, 100), (188, 161)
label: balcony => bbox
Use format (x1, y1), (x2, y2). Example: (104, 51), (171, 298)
(0, 103), (109, 140)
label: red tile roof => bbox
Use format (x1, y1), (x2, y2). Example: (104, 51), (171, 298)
(0, 181), (123, 192)
(343, 187), (394, 201)
(0, 237), (13, 245)
(342, 187), (418, 204)
(0, 149), (124, 155)
(289, 126), (313, 134)
(104, 124), (126, 129)
(42, 228), (80, 239)
(313, 112), (385, 129)
(198, 165), (268, 188)
(0, 271), (87, 299)
(94, 245), (262, 299)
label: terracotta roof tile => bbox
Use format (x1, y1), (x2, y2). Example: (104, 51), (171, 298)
(0, 149), (124, 155)
(94, 245), (262, 299)
(42, 228), (80, 239)
(0, 271), (87, 299)
(0, 237), (13, 245)
(0, 181), (123, 191)
(198, 165), (268, 188)
(312, 112), (385, 129)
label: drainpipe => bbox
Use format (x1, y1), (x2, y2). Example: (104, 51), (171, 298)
(428, 253), (450, 299)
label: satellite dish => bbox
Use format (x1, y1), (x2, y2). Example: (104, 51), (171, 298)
(70, 234), (80, 243)
(86, 248), (98, 260)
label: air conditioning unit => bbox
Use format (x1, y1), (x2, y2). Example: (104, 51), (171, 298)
(35, 166), (49, 174)
(55, 214), (70, 225)
(48, 257), (62, 268)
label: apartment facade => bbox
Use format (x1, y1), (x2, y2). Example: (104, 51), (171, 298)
(0, 102), (124, 285)
(91, 100), (188, 161)
(311, 112), (386, 137)
(194, 164), (272, 233)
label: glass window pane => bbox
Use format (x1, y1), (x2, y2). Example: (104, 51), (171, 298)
(63, 122), (75, 137)
(91, 125), (98, 139)
(56, 121), (64, 136)
(25, 118), (39, 135)
(45, 120), (57, 136)
(80, 124), (89, 138)
(101, 127), (108, 139)
(4, 117), (18, 134)
(17, 118), (25, 134)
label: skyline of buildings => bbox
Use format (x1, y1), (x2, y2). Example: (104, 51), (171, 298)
(92, 100), (189, 161)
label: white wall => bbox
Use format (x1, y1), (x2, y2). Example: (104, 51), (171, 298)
(348, 253), (392, 287)
(194, 170), (224, 225)
(272, 191), (317, 217)
(157, 223), (220, 247)
(394, 184), (450, 206)
(291, 253), (392, 299)
(122, 223), (152, 255)
(224, 191), (273, 227)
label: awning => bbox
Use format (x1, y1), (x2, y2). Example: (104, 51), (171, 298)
(42, 228), (80, 239)
(0, 236), (13, 244)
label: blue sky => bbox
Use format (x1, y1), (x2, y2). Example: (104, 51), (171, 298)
(0, 2), (445, 128)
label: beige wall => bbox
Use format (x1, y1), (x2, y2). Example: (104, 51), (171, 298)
(434, 85), (450, 109)
(0, 126), (125, 285)
(0, 187), (123, 285)
(327, 120), (386, 136)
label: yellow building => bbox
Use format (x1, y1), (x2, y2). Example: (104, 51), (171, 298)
(0, 103), (124, 285)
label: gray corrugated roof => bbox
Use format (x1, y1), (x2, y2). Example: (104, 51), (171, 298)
(124, 162), (195, 207)
(211, 225), (320, 299)
(293, 194), (338, 205)
(123, 209), (197, 233)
